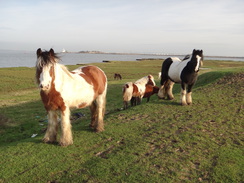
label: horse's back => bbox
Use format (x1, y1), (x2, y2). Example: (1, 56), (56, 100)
(73, 65), (107, 95)
(135, 75), (155, 86)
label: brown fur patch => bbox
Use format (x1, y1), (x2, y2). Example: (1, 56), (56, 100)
(78, 103), (88, 108)
(80, 66), (107, 99)
(147, 77), (155, 86)
(40, 66), (66, 112)
(143, 85), (159, 98)
(132, 84), (140, 97)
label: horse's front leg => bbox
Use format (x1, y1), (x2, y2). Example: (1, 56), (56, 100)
(180, 83), (187, 106)
(186, 84), (194, 105)
(43, 110), (59, 143)
(60, 108), (73, 146)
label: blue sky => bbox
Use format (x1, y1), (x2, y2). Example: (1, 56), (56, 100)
(0, 0), (243, 56)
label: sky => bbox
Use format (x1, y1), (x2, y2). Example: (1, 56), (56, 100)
(0, 0), (244, 56)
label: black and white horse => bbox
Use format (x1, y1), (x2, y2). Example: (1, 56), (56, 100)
(158, 49), (203, 105)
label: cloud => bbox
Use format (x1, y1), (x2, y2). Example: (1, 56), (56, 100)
(0, 0), (243, 56)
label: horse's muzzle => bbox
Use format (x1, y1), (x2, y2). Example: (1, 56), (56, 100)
(39, 84), (50, 90)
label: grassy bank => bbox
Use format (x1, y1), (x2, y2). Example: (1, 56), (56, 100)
(0, 60), (243, 182)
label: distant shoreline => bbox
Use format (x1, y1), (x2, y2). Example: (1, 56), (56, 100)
(0, 49), (243, 58)
(62, 51), (244, 59)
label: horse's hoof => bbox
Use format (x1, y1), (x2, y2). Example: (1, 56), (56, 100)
(158, 97), (166, 100)
(181, 102), (188, 106)
(59, 141), (73, 147)
(43, 137), (56, 144)
(95, 128), (104, 133)
(89, 124), (95, 129)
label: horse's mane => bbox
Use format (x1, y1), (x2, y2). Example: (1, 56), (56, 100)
(36, 48), (60, 69)
(36, 48), (63, 84)
(59, 64), (73, 78)
(182, 54), (191, 61)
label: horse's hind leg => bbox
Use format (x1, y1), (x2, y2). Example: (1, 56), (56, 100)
(158, 72), (169, 99)
(90, 101), (97, 129)
(123, 100), (129, 109)
(60, 108), (73, 146)
(158, 85), (166, 99)
(95, 93), (106, 132)
(131, 97), (136, 106)
(137, 97), (142, 105)
(43, 110), (59, 143)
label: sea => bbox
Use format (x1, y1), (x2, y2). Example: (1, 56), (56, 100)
(0, 50), (243, 68)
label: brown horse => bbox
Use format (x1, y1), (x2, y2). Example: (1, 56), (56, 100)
(114, 73), (122, 80)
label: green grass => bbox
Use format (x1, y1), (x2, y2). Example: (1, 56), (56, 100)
(0, 60), (243, 182)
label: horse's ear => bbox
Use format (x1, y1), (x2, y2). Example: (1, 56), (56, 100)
(49, 48), (55, 57)
(36, 48), (42, 57)
(193, 49), (196, 53)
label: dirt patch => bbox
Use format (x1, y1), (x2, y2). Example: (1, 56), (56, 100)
(0, 114), (12, 127)
(216, 73), (244, 86)
(118, 113), (149, 123)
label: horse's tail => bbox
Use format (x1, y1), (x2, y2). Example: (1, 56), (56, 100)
(161, 58), (173, 85)
(122, 82), (133, 102)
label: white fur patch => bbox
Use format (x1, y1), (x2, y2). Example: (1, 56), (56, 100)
(53, 64), (95, 108)
(195, 55), (201, 72)
(39, 64), (53, 90)
(168, 57), (188, 83)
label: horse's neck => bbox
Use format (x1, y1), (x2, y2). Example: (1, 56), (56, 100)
(186, 56), (200, 72)
(53, 64), (73, 89)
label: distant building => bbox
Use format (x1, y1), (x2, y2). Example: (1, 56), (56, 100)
(62, 48), (67, 53)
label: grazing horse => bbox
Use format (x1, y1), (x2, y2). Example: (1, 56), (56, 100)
(122, 75), (155, 109)
(143, 84), (159, 102)
(158, 49), (203, 105)
(114, 73), (122, 80)
(35, 48), (107, 146)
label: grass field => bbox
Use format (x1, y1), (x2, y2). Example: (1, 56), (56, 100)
(0, 59), (243, 182)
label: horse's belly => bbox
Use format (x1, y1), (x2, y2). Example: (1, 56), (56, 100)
(168, 61), (187, 83)
(61, 85), (95, 108)
(168, 68), (181, 83)
(69, 95), (94, 108)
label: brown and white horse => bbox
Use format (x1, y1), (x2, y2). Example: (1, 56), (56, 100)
(122, 75), (155, 109)
(36, 48), (107, 146)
